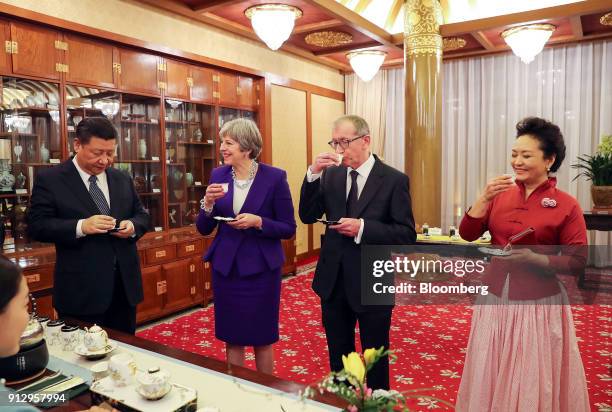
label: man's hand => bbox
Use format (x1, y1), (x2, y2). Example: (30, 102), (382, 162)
(329, 218), (361, 237)
(110, 220), (135, 238)
(227, 213), (262, 230)
(310, 153), (341, 174)
(82, 215), (116, 234)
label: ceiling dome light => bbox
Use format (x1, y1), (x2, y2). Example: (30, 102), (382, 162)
(501, 24), (555, 64)
(346, 50), (387, 82)
(245, 4), (302, 51)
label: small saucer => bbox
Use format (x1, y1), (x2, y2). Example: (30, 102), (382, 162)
(478, 247), (511, 256)
(137, 384), (172, 400)
(213, 216), (236, 222)
(74, 342), (117, 360)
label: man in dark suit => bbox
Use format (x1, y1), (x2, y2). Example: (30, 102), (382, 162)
(299, 115), (416, 390)
(28, 117), (150, 334)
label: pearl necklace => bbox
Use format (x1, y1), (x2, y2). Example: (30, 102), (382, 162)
(232, 161), (258, 189)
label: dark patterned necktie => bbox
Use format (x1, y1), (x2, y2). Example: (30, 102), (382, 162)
(89, 175), (110, 215)
(346, 170), (359, 218)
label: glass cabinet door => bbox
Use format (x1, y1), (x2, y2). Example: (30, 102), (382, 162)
(164, 99), (215, 228)
(65, 87), (164, 230)
(0, 76), (61, 251)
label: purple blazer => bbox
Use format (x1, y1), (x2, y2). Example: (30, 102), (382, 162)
(196, 163), (296, 277)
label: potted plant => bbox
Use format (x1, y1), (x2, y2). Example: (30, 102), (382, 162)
(572, 135), (612, 211)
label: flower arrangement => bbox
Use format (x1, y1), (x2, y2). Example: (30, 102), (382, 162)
(301, 347), (453, 411)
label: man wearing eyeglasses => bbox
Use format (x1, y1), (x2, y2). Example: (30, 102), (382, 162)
(299, 115), (416, 390)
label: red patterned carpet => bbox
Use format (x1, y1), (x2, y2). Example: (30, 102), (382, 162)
(138, 270), (612, 411)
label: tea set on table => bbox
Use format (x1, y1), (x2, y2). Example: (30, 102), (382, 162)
(45, 323), (174, 401)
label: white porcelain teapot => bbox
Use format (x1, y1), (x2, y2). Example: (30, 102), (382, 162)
(83, 324), (109, 352)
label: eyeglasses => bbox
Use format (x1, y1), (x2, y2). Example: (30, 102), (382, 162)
(327, 135), (365, 150)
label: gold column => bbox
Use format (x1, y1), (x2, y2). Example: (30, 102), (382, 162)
(404, 0), (443, 228)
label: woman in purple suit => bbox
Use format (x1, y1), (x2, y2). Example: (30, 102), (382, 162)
(197, 118), (296, 374)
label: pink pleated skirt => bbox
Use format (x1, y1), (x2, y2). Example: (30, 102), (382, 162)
(455, 277), (590, 412)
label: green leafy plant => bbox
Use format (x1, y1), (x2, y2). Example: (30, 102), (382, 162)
(572, 135), (612, 186)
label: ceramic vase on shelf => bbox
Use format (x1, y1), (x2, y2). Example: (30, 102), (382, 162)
(40, 143), (50, 163)
(16, 172), (26, 190)
(193, 128), (203, 142)
(0, 160), (15, 192)
(139, 138), (147, 160)
(185, 172), (194, 187)
(13, 141), (22, 163)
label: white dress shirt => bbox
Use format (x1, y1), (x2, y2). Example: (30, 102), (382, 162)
(306, 153), (375, 244)
(232, 179), (253, 215)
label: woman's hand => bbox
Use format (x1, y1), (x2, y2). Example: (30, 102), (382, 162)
(500, 248), (550, 268)
(468, 175), (514, 218)
(204, 183), (226, 209)
(227, 213), (262, 230)
(480, 175), (514, 202)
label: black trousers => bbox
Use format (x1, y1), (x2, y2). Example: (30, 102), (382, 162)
(59, 269), (137, 335)
(321, 272), (393, 390)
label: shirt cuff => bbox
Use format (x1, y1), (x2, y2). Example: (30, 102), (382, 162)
(354, 218), (365, 244)
(128, 220), (136, 238)
(76, 219), (86, 238)
(306, 167), (322, 182)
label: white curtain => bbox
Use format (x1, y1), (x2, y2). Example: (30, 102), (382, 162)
(442, 39), (612, 253)
(384, 68), (405, 171)
(345, 71), (388, 158)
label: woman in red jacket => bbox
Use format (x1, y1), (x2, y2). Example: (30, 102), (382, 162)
(455, 117), (590, 411)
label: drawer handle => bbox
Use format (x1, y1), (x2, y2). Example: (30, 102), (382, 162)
(205, 282), (210, 290)
(185, 244), (195, 252)
(204, 262), (210, 269)
(190, 264), (195, 273)
(26, 274), (41, 283)
(155, 250), (167, 258)
(190, 286), (196, 295)
(156, 281), (167, 295)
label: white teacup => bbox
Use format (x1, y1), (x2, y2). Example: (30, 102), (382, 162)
(335, 154), (343, 166)
(83, 324), (109, 352)
(137, 367), (171, 399)
(46, 320), (65, 346)
(109, 353), (137, 387)
(220, 183), (229, 193)
(90, 361), (109, 381)
(61, 325), (81, 351)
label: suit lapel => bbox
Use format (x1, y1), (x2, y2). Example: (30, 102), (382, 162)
(61, 160), (100, 216)
(353, 158), (385, 218)
(329, 166), (347, 217)
(214, 168), (234, 216)
(239, 166), (267, 214)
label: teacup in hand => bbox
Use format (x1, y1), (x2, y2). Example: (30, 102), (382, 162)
(83, 324), (109, 352)
(109, 353), (137, 387)
(220, 183), (229, 193)
(334, 154), (343, 166)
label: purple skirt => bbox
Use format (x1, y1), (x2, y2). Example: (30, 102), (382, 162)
(212, 267), (281, 346)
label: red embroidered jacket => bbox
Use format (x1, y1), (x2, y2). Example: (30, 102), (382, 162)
(459, 177), (587, 300)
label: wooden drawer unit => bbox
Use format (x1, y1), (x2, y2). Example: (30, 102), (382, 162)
(177, 239), (203, 258)
(145, 245), (176, 265)
(23, 266), (54, 293)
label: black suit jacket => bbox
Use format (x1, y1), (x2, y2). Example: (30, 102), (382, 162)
(299, 156), (416, 312)
(27, 160), (150, 315)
